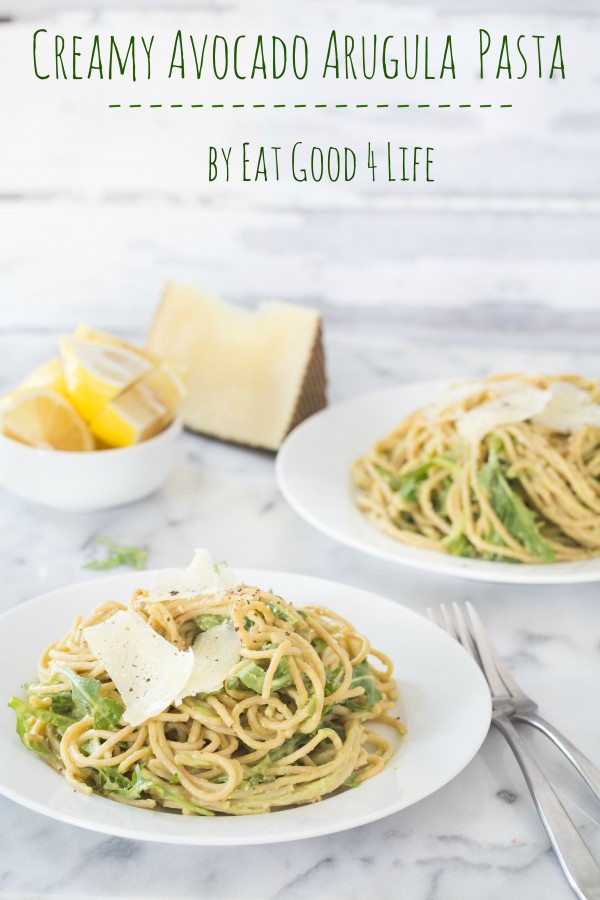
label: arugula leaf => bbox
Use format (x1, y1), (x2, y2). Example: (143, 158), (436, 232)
(48, 692), (76, 716)
(343, 662), (382, 712)
(267, 601), (300, 625)
(389, 462), (433, 503)
(433, 477), (452, 517)
(478, 448), (555, 563)
(189, 699), (220, 716)
(55, 669), (123, 730)
(312, 637), (328, 656)
(442, 528), (478, 559)
(389, 456), (459, 503)
(147, 778), (214, 815)
(320, 720), (346, 742)
(84, 537), (148, 571)
(251, 732), (312, 774)
(94, 764), (213, 814)
(324, 663), (343, 697)
(96, 764), (154, 799)
(194, 614), (228, 632)
(81, 737), (102, 757)
(8, 696), (75, 755)
(343, 773), (360, 788)
(227, 658), (293, 695)
(239, 773), (276, 791)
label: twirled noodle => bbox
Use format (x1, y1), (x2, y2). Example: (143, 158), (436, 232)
(352, 373), (600, 564)
(12, 585), (405, 815)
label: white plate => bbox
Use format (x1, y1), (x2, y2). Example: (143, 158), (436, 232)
(277, 380), (600, 584)
(0, 569), (490, 845)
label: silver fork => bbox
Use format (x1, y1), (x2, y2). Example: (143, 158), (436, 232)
(429, 601), (600, 900)
(437, 602), (600, 801)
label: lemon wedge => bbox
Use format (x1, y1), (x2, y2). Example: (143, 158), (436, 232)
(0, 388), (94, 451)
(20, 358), (68, 396)
(89, 362), (186, 447)
(74, 324), (156, 363)
(60, 335), (152, 423)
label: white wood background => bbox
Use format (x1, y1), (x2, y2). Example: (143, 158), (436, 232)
(0, 1), (598, 353)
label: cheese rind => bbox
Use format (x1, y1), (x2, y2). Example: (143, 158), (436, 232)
(147, 283), (326, 450)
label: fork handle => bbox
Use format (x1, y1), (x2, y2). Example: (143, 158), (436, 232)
(493, 715), (600, 900)
(513, 712), (600, 803)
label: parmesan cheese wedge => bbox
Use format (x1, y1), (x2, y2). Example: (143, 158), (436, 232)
(531, 382), (600, 432)
(146, 548), (239, 603)
(83, 610), (194, 727)
(457, 386), (550, 445)
(146, 283), (327, 450)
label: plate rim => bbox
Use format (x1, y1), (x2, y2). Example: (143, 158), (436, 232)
(0, 568), (492, 845)
(276, 379), (600, 585)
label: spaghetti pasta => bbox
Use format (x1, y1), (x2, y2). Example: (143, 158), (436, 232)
(352, 373), (600, 564)
(10, 583), (404, 815)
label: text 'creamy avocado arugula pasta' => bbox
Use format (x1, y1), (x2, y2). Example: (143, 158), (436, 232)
(352, 374), (600, 564)
(9, 551), (404, 815)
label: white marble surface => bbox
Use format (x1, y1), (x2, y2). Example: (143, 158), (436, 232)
(0, 330), (599, 900)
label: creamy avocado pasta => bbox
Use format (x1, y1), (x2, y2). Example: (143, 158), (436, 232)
(9, 554), (404, 815)
(352, 374), (600, 564)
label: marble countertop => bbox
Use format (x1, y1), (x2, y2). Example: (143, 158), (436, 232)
(1, 331), (599, 900)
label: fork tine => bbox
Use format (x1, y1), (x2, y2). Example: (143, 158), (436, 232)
(450, 602), (479, 660)
(440, 604), (459, 640)
(426, 607), (441, 628)
(461, 601), (510, 699)
(465, 601), (522, 699)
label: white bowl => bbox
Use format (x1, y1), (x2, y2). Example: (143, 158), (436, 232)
(0, 417), (183, 512)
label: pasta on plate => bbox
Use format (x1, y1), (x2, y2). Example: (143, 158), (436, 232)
(352, 374), (600, 564)
(9, 556), (404, 816)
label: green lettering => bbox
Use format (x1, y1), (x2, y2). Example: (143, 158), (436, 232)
(440, 36), (455, 78)
(251, 36), (267, 78)
(141, 35), (154, 79)
(322, 30), (339, 78)
(382, 36), (397, 79)
(550, 35), (565, 79)
(109, 36), (136, 81)
(479, 28), (491, 79)
(496, 36), (512, 78)
(233, 35), (246, 80)
(72, 35), (82, 79)
(516, 34), (527, 79)
(169, 30), (185, 78)
(32, 28), (49, 80)
(55, 34), (67, 79)
(88, 35), (103, 78)
(344, 34), (356, 79)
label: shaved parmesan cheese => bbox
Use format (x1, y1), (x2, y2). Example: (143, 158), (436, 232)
(83, 610), (194, 727)
(426, 380), (486, 418)
(531, 382), (600, 433)
(427, 378), (531, 419)
(176, 621), (242, 703)
(146, 548), (238, 603)
(83, 610), (242, 725)
(457, 386), (550, 445)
